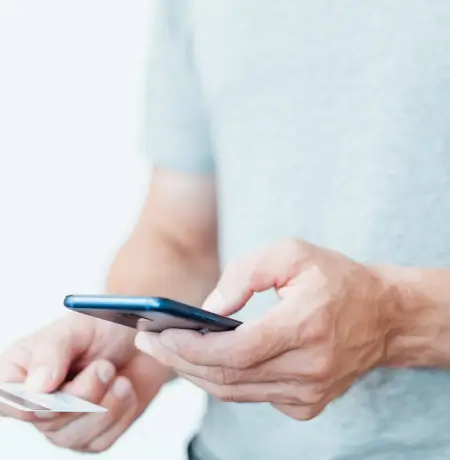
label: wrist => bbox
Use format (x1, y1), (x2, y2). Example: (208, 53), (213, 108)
(373, 265), (450, 368)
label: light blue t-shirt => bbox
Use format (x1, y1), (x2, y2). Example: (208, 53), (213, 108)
(143, 1), (450, 459)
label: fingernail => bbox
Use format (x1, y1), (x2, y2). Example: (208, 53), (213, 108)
(135, 332), (154, 355)
(25, 367), (53, 392)
(97, 361), (115, 385)
(35, 410), (56, 419)
(202, 289), (225, 313)
(113, 377), (132, 400)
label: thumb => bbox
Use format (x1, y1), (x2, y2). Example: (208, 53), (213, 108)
(25, 328), (79, 393)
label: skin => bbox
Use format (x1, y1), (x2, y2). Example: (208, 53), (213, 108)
(0, 168), (219, 452)
(2, 167), (450, 449)
(135, 238), (450, 421)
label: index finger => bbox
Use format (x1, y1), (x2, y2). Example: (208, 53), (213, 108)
(203, 238), (313, 317)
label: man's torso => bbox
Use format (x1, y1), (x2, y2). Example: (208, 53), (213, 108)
(181, 1), (450, 458)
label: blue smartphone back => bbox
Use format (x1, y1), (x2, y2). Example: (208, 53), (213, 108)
(64, 295), (241, 333)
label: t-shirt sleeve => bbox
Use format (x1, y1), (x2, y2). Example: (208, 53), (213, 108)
(139, 0), (214, 174)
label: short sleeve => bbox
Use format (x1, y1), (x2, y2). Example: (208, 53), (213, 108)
(139, 0), (214, 174)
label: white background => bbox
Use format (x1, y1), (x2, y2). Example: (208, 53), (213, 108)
(0, 1), (205, 458)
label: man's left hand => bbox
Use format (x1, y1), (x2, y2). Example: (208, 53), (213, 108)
(135, 238), (398, 421)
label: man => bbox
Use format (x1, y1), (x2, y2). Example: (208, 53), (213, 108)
(1, 1), (450, 459)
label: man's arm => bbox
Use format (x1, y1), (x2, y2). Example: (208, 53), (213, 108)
(104, 167), (219, 382)
(375, 265), (450, 369)
(132, 238), (450, 421)
(106, 167), (219, 304)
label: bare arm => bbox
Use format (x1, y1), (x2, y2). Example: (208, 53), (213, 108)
(375, 265), (450, 369)
(106, 167), (219, 302)
(104, 167), (219, 383)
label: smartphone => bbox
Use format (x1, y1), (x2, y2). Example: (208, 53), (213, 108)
(64, 295), (242, 333)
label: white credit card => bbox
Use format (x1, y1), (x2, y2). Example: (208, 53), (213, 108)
(0, 382), (107, 413)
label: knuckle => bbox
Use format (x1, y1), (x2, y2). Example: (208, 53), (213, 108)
(204, 367), (237, 385)
(213, 385), (239, 403)
(208, 368), (226, 384)
(278, 237), (307, 259)
(301, 312), (331, 342)
(298, 406), (320, 421)
(87, 446), (105, 454)
(227, 354), (253, 370)
(221, 368), (241, 385)
(99, 410), (116, 427)
(289, 405), (320, 421)
(107, 396), (132, 419)
(34, 420), (60, 433)
(274, 237), (313, 278)
(88, 441), (113, 454)
(299, 387), (323, 405)
(308, 355), (333, 381)
(47, 432), (80, 450)
(248, 264), (265, 288)
(307, 266), (333, 295)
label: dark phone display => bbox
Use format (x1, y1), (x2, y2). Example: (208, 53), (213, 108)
(64, 295), (242, 333)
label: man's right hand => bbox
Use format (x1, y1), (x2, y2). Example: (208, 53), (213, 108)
(0, 167), (219, 452)
(0, 313), (171, 453)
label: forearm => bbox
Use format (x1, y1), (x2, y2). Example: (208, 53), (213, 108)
(105, 226), (219, 304)
(103, 225), (219, 383)
(375, 265), (450, 368)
